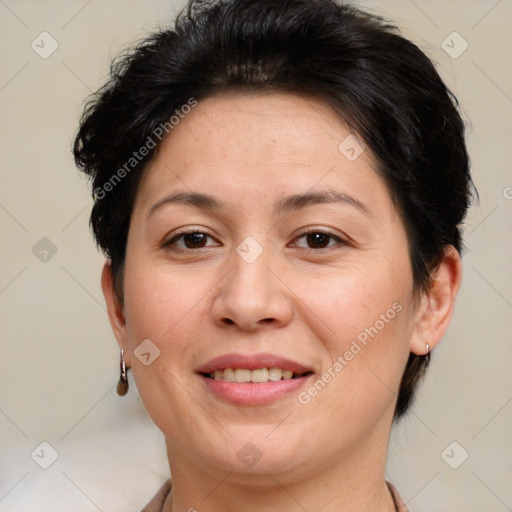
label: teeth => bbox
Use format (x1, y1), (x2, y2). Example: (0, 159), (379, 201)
(268, 367), (283, 381)
(223, 368), (235, 382)
(234, 369), (251, 383)
(282, 370), (293, 379)
(209, 367), (301, 382)
(251, 368), (269, 383)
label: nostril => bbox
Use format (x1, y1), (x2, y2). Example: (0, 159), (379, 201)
(222, 318), (235, 325)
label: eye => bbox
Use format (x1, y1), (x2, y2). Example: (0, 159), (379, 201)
(164, 230), (220, 250)
(163, 228), (347, 251)
(291, 229), (346, 250)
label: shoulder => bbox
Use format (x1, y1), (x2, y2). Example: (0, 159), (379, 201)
(386, 481), (410, 512)
(140, 479), (172, 512)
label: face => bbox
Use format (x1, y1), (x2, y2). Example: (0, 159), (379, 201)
(107, 92), (427, 482)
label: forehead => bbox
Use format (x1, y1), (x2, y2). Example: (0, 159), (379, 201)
(133, 92), (387, 214)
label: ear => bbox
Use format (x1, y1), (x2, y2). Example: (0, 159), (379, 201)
(101, 261), (131, 366)
(409, 245), (463, 356)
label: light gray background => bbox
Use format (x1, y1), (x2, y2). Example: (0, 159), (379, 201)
(0, 0), (511, 510)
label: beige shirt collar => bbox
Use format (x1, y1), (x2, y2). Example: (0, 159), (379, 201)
(142, 479), (410, 511)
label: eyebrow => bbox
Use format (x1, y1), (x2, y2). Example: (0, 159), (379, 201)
(275, 189), (371, 216)
(147, 188), (371, 219)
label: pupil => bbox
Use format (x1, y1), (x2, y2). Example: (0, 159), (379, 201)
(307, 232), (329, 248)
(185, 232), (206, 248)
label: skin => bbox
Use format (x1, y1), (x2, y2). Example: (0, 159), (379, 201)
(102, 92), (462, 512)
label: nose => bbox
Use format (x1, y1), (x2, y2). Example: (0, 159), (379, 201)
(211, 245), (293, 331)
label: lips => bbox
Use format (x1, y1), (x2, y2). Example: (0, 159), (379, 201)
(196, 352), (314, 405)
(196, 352), (314, 376)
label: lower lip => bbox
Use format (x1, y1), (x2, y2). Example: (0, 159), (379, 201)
(199, 374), (312, 405)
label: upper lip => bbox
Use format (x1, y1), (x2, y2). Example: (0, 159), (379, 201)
(196, 352), (314, 375)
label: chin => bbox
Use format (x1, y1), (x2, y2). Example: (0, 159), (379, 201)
(205, 426), (314, 476)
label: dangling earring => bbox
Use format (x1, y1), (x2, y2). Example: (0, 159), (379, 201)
(425, 343), (431, 365)
(117, 349), (129, 396)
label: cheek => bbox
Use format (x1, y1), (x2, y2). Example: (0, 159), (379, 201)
(293, 262), (409, 350)
(123, 260), (207, 344)
(294, 264), (413, 418)
(121, 261), (211, 430)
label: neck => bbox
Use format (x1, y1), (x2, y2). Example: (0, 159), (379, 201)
(163, 425), (397, 512)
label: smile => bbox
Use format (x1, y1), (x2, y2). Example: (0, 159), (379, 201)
(196, 353), (315, 405)
(205, 367), (310, 382)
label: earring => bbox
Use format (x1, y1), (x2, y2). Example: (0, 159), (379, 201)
(116, 349), (129, 396)
(425, 343), (431, 365)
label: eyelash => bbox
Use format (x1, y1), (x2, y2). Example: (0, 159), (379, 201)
(163, 227), (348, 252)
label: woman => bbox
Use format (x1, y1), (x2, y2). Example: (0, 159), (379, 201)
(73, 0), (475, 510)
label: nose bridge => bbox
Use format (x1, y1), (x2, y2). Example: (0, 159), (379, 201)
(212, 234), (292, 329)
(233, 240), (272, 296)
(229, 236), (276, 307)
